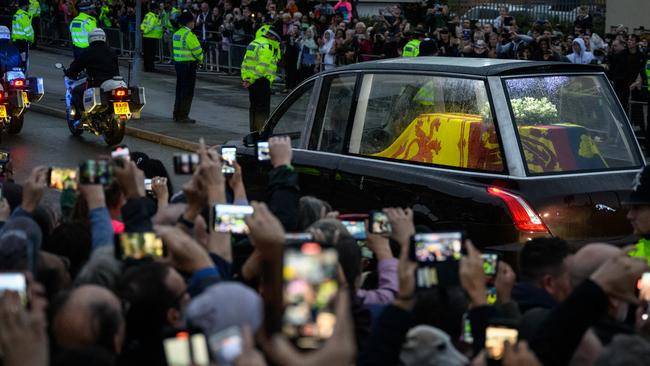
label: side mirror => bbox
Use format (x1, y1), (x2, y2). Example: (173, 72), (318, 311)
(54, 63), (63, 69)
(243, 131), (260, 147)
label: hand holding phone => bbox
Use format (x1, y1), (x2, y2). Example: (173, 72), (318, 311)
(0, 273), (29, 308)
(79, 160), (113, 186)
(111, 145), (130, 161)
(368, 211), (392, 235)
(213, 204), (254, 234)
(114, 232), (166, 260)
(173, 153), (200, 175)
(410, 232), (464, 289)
(221, 146), (237, 176)
(341, 220), (367, 240)
(164, 332), (210, 366)
(48, 166), (78, 191)
(485, 324), (518, 364)
(257, 141), (270, 161)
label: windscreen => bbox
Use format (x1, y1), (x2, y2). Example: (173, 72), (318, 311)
(504, 75), (642, 174)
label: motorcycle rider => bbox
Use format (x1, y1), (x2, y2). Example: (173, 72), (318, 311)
(66, 28), (119, 124)
(0, 27), (22, 74)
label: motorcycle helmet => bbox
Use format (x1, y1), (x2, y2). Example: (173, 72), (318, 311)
(88, 28), (106, 44)
(0, 26), (10, 40)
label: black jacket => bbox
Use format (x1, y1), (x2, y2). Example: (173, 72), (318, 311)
(68, 41), (120, 87)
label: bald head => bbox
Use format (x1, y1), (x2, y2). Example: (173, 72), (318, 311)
(570, 243), (622, 286)
(53, 285), (124, 354)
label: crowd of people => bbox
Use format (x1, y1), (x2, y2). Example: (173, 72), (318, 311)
(0, 136), (649, 365)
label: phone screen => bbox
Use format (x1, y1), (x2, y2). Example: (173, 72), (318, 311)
(341, 220), (366, 240)
(283, 242), (338, 349)
(482, 253), (499, 278)
(111, 145), (130, 161)
(49, 167), (78, 190)
(221, 147), (236, 176)
(485, 325), (518, 361)
(79, 160), (113, 185)
(410, 232), (463, 289)
(207, 326), (242, 365)
(115, 232), (166, 260)
(173, 153), (200, 175)
(0, 150), (9, 162)
(285, 233), (314, 242)
(257, 141), (271, 161)
(144, 178), (152, 192)
(0, 273), (28, 307)
(214, 204), (254, 234)
(368, 211), (391, 235)
(163, 332), (210, 366)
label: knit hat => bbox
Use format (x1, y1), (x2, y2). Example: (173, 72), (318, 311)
(0, 217), (43, 271)
(186, 282), (263, 336)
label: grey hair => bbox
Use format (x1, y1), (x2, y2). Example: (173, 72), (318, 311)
(74, 246), (123, 292)
(595, 335), (650, 366)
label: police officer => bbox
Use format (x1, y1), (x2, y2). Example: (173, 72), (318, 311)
(28, 0), (39, 48)
(69, 1), (98, 60)
(172, 11), (202, 124)
(0, 26), (22, 74)
(241, 24), (281, 132)
(99, 1), (113, 28)
(162, 1), (180, 33)
(141, 2), (163, 72)
(402, 30), (425, 57)
(11, 0), (33, 70)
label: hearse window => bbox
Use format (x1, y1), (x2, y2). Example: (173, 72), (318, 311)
(269, 81), (314, 147)
(504, 75), (642, 174)
(313, 75), (357, 153)
(348, 74), (504, 172)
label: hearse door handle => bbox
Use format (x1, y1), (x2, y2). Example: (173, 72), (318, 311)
(359, 176), (365, 190)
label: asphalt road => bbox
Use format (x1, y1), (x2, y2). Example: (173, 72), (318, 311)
(2, 110), (190, 206)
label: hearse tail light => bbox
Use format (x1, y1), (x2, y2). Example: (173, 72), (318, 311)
(487, 187), (548, 233)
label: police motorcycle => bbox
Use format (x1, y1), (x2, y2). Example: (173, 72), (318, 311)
(54, 63), (145, 146)
(0, 68), (44, 138)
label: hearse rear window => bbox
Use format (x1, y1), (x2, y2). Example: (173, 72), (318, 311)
(504, 75), (642, 175)
(348, 74), (504, 172)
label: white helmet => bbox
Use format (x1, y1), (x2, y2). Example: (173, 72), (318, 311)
(0, 26), (10, 40)
(88, 28), (106, 44)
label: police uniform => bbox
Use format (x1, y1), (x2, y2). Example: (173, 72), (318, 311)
(241, 27), (281, 132)
(11, 2), (33, 69)
(141, 8), (163, 72)
(402, 38), (421, 57)
(28, 0), (39, 47)
(99, 3), (112, 27)
(172, 12), (202, 123)
(69, 5), (97, 59)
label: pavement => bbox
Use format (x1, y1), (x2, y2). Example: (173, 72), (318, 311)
(27, 47), (286, 150)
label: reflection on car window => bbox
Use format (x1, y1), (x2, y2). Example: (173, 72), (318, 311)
(349, 74), (503, 172)
(315, 75), (356, 153)
(271, 82), (314, 147)
(504, 75), (641, 174)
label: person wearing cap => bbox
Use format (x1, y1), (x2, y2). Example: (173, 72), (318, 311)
(67, 28), (119, 124)
(241, 24), (282, 131)
(0, 26), (22, 74)
(172, 11), (202, 124)
(28, 0), (40, 48)
(625, 166), (650, 265)
(463, 39), (488, 58)
(402, 30), (425, 57)
(11, 0), (33, 69)
(162, 0), (181, 33)
(141, 2), (163, 72)
(69, 0), (98, 59)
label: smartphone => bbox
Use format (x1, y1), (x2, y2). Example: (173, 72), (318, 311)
(485, 324), (518, 364)
(283, 241), (338, 349)
(341, 220), (366, 240)
(0, 273), (29, 308)
(410, 232), (464, 289)
(144, 178), (152, 192)
(173, 153), (200, 175)
(639, 272), (650, 302)
(285, 233), (314, 242)
(0, 150), (10, 163)
(163, 332), (210, 366)
(111, 145), (130, 161)
(483, 253), (499, 304)
(114, 232), (166, 260)
(368, 211), (392, 235)
(257, 141), (271, 161)
(221, 146), (236, 176)
(79, 160), (113, 185)
(48, 167), (78, 191)
(213, 204), (254, 234)
(207, 326), (242, 365)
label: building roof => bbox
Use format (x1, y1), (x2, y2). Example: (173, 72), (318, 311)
(334, 57), (604, 77)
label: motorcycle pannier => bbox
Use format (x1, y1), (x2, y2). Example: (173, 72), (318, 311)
(83, 87), (102, 114)
(26, 77), (44, 103)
